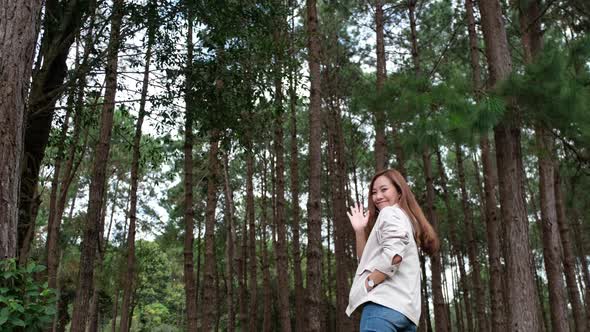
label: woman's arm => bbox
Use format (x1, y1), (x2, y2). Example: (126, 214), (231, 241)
(354, 229), (368, 259)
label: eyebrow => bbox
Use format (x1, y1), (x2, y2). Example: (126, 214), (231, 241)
(372, 185), (389, 192)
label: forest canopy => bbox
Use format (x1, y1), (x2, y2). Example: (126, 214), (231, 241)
(1, 0), (589, 331)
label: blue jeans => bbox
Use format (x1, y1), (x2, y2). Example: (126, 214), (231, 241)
(360, 302), (417, 332)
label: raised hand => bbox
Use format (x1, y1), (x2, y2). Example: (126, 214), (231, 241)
(347, 202), (369, 233)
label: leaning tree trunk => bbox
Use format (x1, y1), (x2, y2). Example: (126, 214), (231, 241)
(119, 22), (154, 332)
(70, 0), (124, 329)
(0, 0), (43, 259)
(46, 93), (73, 280)
(18, 0), (92, 259)
(305, 0), (323, 330)
(554, 167), (587, 332)
(202, 131), (220, 332)
(479, 0), (542, 330)
(422, 149), (449, 332)
(47, 14), (96, 291)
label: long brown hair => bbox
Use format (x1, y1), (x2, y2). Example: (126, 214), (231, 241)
(367, 169), (440, 256)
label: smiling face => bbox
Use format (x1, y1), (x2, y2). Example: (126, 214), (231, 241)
(371, 175), (400, 211)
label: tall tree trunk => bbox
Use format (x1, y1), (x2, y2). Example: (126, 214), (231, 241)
(289, 37), (305, 332)
(237, 211), (247, 332)
(408, 0), (421, 75)
(119, 22), (154, 332)
(535, 127), (568, 332)
(273, 28), (292, 331)
(480, 134), (506, 331)
(111, 289), (119, 332)
(261, 154), (273, 332)
(305, 0), (323, 330)
(518, 1), (569, 331)
(463, 1), (507, 325)
(434, 149), (472, 332)
(554, 167), (587, 332)
(478, 0), (542, 330)
(70, 0), (124, 329)
(326, 100), (353, 332)
(422, 150), (448, 332)
(571, 209), (590, 323)
(419, 254), (433, 332)
(202, 132), (220, 332)
(246, 140), (258, 332)
(48, 78), (91, 298)
(455, 143), (487, 332)
(182, 11), (198, 332)
(17, 0), (92, 257)
(450, 256), (464, 332)
(0, 0), (43, 259)
(374, 0), (387, 171)
(222, 152), (236, 332)
(46, 93), (73, 278)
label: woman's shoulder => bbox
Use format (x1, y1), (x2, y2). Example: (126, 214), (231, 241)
(379, 204), (409, 226)
(378, 205), (408, 222)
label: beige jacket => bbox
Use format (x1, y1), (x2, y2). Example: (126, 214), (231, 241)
(345, 204), (421, 326)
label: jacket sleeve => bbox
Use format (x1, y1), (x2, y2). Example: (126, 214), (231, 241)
(373, 207), (410, 278)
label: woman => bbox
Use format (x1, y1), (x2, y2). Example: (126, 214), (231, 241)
(346, 169), (439, 332)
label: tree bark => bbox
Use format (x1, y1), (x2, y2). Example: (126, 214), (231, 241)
(478, 0), (542, 330)
(422, 150), (449, 332)
(534, 127), (569, 332)
(517, 1), (569, 330)
(182, 11), (198, 332)
(480, 134), (506, 331)
(554, 167), (587, 332)
(465, 0), (506, 325)
(0, 0), (43, 259)
(70, 0), (124, 329)
(273, 26), (292, 331)
(305, 0), (323, 330)
(202, 131), (220, 332)
(119, 21), (154, 332)
(18, 0), (92, 258)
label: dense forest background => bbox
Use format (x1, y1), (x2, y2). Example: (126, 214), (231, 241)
(1, 0), (590, 331)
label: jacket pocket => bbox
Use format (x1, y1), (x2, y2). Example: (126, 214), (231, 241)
(349, 271), (370, 308)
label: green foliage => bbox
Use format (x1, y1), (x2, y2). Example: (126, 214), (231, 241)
(0, 260), (57, 331)
(501, 36), (590, 149)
